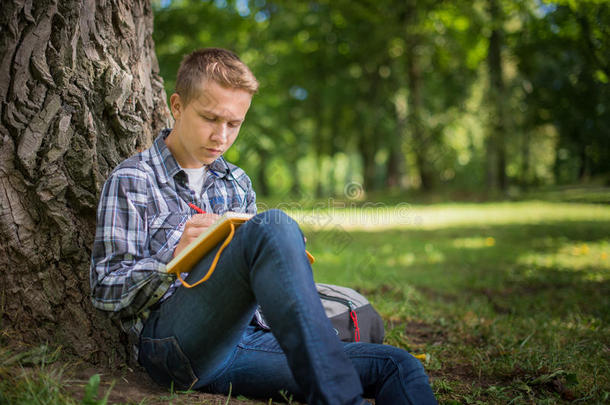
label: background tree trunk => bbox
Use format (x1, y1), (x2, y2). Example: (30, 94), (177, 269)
(403, 2), (435, 192)
(0, 0), (170, 365)
(386, 143), (403, 189)
(406, 39), (434, 191)
(486, 0), (507, 192)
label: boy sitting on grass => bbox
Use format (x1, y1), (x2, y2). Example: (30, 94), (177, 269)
(90, 47), (437, 405)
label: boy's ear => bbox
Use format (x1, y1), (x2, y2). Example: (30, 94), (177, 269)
(170, 93), (182, 120)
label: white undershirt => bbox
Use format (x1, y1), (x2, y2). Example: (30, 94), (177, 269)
(183, 166), (207, 196)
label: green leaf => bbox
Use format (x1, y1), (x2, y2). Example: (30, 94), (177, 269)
(82, 374), (100, 405)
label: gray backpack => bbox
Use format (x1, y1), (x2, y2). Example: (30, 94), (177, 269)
(316, 283), (385, 344)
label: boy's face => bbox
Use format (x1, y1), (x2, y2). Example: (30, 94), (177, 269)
(167, 79), (252, 168)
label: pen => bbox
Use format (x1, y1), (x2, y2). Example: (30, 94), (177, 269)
(188, 203), (206, 214)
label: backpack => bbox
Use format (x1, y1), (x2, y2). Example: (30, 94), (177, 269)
(316, 283), (385, 344)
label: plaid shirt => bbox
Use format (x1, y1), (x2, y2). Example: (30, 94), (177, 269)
(90, 129), (257, 356)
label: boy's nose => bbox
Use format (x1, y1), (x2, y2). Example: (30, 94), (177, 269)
(211, 123), (228, 142)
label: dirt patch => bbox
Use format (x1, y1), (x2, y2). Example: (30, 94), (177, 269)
(417, 286), (459, 303)
(400, 320), (497, 391)
(429, 361), (479, 383)
(61, 364), (296, 404)
(404, 320), (447, 346)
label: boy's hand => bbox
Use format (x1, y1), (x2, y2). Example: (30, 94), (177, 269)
(173, 213), (220, 259)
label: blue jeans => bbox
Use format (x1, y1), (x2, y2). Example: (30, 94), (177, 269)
(139, 210), (437, 405)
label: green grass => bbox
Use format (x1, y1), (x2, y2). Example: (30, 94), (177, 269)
(2, 198), (609, 404)
(299, 200), (610, 404)
(0, 345), (78, 405)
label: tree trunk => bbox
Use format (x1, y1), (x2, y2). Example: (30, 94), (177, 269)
(358, 132), (376, 193)
(578, 141), (590, 181)
(406, 40), (434, 191)
(327, 112), (340, 196)
(0, 0), (170, 365)
(387, 97), (406, 190)
(486, 0), (507, 191)
(386, 147), (402, 189)
(520, 130), (530, 187)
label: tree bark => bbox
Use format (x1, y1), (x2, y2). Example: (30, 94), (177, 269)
(0, 0), (170, 365)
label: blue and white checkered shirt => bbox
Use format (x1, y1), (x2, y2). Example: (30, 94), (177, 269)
(90, 129), (257, 356)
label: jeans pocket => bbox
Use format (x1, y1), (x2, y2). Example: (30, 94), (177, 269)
(139, 336), (199, 390)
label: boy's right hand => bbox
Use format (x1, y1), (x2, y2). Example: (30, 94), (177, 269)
(173, 213), (220, 259)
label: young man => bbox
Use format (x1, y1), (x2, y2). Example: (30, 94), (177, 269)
(90, 48), (437, 405)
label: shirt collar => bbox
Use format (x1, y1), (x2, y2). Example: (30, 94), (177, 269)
(207, 156), (231, 179)
(153, 129), (231, 182)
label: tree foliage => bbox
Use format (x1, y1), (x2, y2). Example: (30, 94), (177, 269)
(153, 0), (610, 196)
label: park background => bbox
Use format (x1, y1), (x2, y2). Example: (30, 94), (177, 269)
(0, 0), (609, 404)
(153, 0), (609, 200)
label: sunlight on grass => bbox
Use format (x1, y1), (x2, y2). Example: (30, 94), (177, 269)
(299, 200), (610, 404)
(386, 252), (416, 267)
(453, 236), (497, 249)
(288, 201), (610, 230)
(518, 240), (610, 281)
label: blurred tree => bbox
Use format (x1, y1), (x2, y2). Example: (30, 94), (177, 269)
(153, 0), (610, 196)
(515, 0), (610, 184)
(486, 0), (508, 191)
(404, 0), (434, 191)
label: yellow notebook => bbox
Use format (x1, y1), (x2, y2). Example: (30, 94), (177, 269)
(166, 212), (315, 288)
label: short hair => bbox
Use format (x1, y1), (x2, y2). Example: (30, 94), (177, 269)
(175, 48), (259, 105)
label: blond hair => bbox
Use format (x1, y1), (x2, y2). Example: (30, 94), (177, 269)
(175, 48), (259, 105)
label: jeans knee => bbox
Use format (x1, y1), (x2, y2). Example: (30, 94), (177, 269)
(394, 350), (427, 380)
(377, 347), (427, 383)
(249, 209), (300, 234)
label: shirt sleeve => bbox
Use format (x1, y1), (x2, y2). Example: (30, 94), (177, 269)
(89, 167), (175, 318)
(245, 177), (257, 215)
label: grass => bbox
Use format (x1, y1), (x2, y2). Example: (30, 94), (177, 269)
(2, 197), (609, 404)
(0, 345), (76, 405)
(299, 199), (610, 404)
(0, 346), (260, 405)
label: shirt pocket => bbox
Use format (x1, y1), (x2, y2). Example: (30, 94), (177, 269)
(227, 181), (249, 213)
(227, 194), (246, 213)
(147, 212), (188, 255)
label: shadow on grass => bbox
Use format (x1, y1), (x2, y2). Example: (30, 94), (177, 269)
(309, 219), (609, 403)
